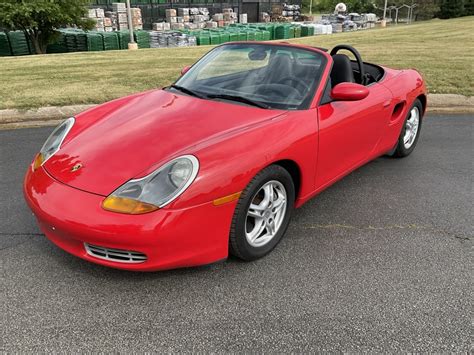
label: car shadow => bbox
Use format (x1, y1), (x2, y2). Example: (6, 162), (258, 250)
(39, 155), (406, 281)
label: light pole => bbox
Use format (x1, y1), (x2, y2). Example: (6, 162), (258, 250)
(126, 0), (137, 50)
(382, 0), (388, 27)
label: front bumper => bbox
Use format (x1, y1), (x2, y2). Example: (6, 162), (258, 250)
(23, 166), (235, 271)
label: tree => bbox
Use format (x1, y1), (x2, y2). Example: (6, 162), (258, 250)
(372, 0), (440, 20)
(465, 0), (474, 15)
(313, 0), (374, 13)
(0, 0), (94, 54)
(439, 0), (465, 18)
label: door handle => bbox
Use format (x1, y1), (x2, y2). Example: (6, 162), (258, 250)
(383, 100), (392, 108)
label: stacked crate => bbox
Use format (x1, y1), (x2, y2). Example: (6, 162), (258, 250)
(152, 22), (171, 31)
(149, 31), (197, 48)
(112, 3), (129, 30)
(87, 8), (111, 32)
(155, 7), (211, 31)
(130, 8), (143, 30)
(223, 8), (237, 26)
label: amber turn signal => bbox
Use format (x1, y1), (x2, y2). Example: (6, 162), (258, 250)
(213, 191), (242, 206)
(32, 153), (44, 171)
(102, 196), (159, 214)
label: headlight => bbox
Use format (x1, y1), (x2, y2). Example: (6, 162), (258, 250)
(102, 155), (199, 214)
(33, 117), (75, 170)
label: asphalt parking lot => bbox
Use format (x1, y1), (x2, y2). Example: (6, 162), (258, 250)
(1, 114), (472, 352)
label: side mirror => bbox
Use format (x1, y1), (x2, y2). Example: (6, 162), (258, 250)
(181, 65), (191, 75)
(330, 82), (369, 101)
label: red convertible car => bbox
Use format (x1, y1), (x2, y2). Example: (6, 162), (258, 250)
(24, 42), (426, 271)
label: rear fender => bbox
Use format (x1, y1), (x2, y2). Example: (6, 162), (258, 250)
(380, 69), (427, 152)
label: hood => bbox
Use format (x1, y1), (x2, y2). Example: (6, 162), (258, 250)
(44, 89), (284, 196)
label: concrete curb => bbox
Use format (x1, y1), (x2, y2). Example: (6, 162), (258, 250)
(0, 94), (472, 130)
(0, 104), (96, 130)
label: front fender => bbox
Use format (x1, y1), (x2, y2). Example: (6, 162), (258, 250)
(168, 110), (319, 209)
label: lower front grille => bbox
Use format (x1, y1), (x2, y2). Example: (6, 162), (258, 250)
(84, 243), (147, 263)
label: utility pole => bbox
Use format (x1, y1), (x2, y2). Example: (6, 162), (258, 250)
(382, 0), (388, 27)
(126, 0), (138, 50)
(309, 0), (313, 16)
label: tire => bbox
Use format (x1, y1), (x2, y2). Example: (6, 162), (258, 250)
(392, 99), (423, 158)
(229, 165), (295, 261)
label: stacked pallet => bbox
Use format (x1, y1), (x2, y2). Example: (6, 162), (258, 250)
(156, 7), (250, 32)
(150, 31), (197, 48)
(87, 8), (112, 32)
(152, 22), (171, 31)
(130, 8), (143, 30)
(112, 2), (129, 30)
(223, 8), (238, 26)
(282, 4), (301, 21)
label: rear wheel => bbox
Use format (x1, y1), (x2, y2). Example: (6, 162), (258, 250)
(393, 99), (423, 158)
(229, 165), (295, 261)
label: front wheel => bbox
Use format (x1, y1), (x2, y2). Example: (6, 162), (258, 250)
(392, 99), (423, 158)
(229, 165), (295, 261)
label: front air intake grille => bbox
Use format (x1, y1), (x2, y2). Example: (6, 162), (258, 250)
(84, 243), (147, 263)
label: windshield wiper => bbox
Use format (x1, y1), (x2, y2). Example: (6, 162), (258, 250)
(206, 93), (270, 109)
(168, 84), (206, 99)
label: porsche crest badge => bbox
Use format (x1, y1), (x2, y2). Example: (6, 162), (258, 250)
(71, 163), (82, 172)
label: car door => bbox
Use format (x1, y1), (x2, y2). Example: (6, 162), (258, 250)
(315, 82), (393, 189)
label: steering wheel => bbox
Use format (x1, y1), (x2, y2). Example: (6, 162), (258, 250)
(330, 45), (366, 85)
(256, 84), (301, 100)
(277, 77), (308, 94)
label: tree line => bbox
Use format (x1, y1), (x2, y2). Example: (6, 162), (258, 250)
(305, 0), (474, 19)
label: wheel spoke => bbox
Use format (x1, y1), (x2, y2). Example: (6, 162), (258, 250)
(245, 180), (288, 248)
(247, 207), (263, 219)
(272, 196), (286, 213)
(267, 220), (275, 235)
(250, 202), (266, 211)
(249, 220), (266, 243)
(264, 184), (274, 205)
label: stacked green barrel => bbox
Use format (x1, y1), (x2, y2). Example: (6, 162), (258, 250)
(195, 32), (210, 45)
(0, 32), (12, 56)
(0, 22), (317, 55)
(100, 32), (120, 50)
(301, 25), (315, 37)
(207, 31), (220, 45)
(117, 30), (130, 49)
(179, 22), (315, 47)
(47, 32), (68, 53)
(87, 32), (104, 51)
(7, 31), (32, 55)
(275, 25), (291, 39)
(135, 30), (151, 48)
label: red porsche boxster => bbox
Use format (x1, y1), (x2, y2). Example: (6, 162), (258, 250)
(24, 42), (426, 271)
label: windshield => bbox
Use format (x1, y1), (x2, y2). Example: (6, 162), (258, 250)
(170, 43), (327, 110)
